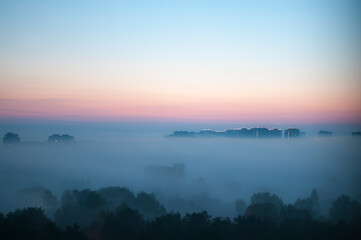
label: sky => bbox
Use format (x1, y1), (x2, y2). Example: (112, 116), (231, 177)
(0, 0), (360, 124)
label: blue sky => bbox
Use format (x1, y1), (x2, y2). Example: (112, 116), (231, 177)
(0, 0), (360, 123)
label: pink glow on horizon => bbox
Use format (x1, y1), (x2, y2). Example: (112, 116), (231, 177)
(1, 94), (360, 124)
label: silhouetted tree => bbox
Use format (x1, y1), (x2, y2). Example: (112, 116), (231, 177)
(64, 224), (86, 240)
(329, 195), (361, 223)
(1, 208), (61, 240)
(98, 186), (136, 209)
(211, 217), (233, 240)
(135, 192), (166, 219)
(0, 213), (4, 236)
(88, 203), (145, 240)
(182, 211), (212, 240)
(54, 189), (106, 228)
(2, 188), (361, 240)
(147, 213), (182, 240)
(310, 189), (319, 213)
(294, 198), (313, 211)
(280, 205), (312, 221)
(234, 215), (277, 239)
(251, 192), (284, 212)
(244, 203), (278, 221)
(3, 132), (20, 144)
(294, 189), (320, 216)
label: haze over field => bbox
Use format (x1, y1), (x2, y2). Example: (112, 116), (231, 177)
(1, 121), (360, 218)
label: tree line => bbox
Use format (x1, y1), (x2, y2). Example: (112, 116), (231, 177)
(1, 186), (360, 239)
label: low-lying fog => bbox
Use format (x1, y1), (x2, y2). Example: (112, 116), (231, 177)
(0, 121), (360, 217)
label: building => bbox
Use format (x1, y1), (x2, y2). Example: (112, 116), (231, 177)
(284, 128), (301, 138)
(3, 132), (20, 144)
(255, 127), (282, 138)
(168, 127), (283, 138)
(269, 128), (283, 137)
(352, 131), (361, 137)
(318, 130), (332, 137)
(48, 134), (75, 143)
(168, 131), (196, 137)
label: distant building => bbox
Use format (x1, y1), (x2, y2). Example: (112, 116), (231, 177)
(3, 132), (20, 144)
(256, 127), (282, 138)
(145, 163), (185, 179)
(199, 129), (216, 136)
(284, 128), (300, 138)
(167, 127), (282, 138)
(269, 128), (283, 137)
(352, 131), (361, 137)
(48, 134), (74, 143)
(318, 130), (332, 137)
(169, 131), (196, 137)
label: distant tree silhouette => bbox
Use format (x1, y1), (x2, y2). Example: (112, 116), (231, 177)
(0, 213), (4, 236)
(64, 224), (86, 240)
(244, 203), (278, 220)
(88, 203), (145, 240)
(329, 195), (361, 223)
(147, 213), (182, 240)
(294, 198), (313, 211)
(54, 189), (106, 228)
(182, 211), (212, 240)
(1, 188), (361, 240)
(54, 188), (166, 228)
(98, 186), (136, 209)
(294, 189), (320, 216)
(3, 132), (20, 144)
(279, 205), (312, 221)
(211, 217), (233, 240)
(1, 208), (61, 240)
(310, 189), (319, 212)
(234, 215), (277, 239)
(98, 187), (166, 219)
(251, 192), (284, 212)
(135, 192), (166, 219)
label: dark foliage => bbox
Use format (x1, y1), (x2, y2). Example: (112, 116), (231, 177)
(329, 195), (361, 223)
(251, 192), (284, 212)
(98, 186), (136, 209)
(88, 203), (146, 240)
(1, 208), (67, 240)
(54, 189), (107, 228)
(244, 203), (278, 220)
(54, 187), (166, 228)
(1, 190), (361, 240)
(294, 189), (320, 216)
